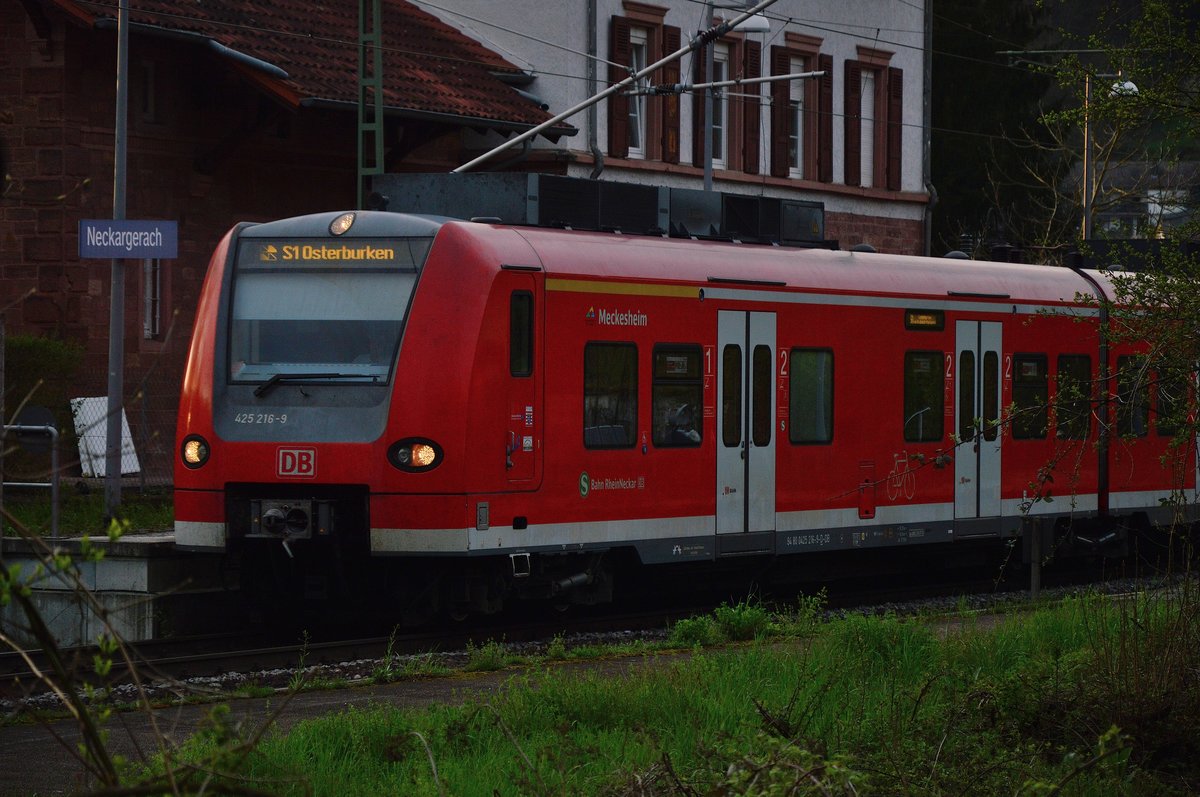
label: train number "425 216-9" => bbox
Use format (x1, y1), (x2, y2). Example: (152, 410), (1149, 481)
(233, 413), (289, 425)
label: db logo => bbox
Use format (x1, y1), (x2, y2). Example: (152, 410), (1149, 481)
(277, 448), (316, 478)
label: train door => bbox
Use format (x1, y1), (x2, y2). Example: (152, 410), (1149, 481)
(954, 320), (1002, 519)
(503, 270), (542, 487)
(716, 310), (776, 534)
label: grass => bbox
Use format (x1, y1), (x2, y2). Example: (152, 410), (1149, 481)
(2, 485), (173, 537)
(137, 585), (1200, 795)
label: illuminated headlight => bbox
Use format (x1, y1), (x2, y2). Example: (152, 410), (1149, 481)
(181, 435), (210, 469)
(329, 212), (356, 235)
(388, 438), (443, 472)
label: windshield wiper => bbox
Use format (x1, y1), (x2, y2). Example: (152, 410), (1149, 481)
(253, 372), (378, 397)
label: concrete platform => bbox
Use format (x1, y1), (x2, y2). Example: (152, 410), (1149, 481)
(1, 531), (230, 648)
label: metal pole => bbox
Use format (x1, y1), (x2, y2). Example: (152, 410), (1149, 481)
(1081, 73), (1092, 241)
(106, 0), (129, 516)
(452, 0), (780, 174)
(703, 2), (714, 192)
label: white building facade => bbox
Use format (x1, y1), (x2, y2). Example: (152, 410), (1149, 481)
(418, 0), (931, 254)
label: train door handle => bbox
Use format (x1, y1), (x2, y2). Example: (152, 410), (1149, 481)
(740, 443), (746, 460)
(506, 431), (515, 470)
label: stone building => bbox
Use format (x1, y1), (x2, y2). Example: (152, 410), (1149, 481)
(3, 0), (930, 483)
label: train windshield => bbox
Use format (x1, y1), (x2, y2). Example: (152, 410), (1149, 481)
(228, 236), (432, 386)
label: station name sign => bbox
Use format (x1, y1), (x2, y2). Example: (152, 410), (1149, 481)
(79, 219), (178, 259)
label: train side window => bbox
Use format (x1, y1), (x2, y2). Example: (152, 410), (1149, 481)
(652, 345), (702, 447)
(903, 351), (943, 442)
(1012, 355), (1048, 439)
(509, 292), (533, 377)
(722, 345), (742, 447)
(789, 348), (833, 444)
(1116, 355), (1150, 437)
(957, 350), (975, 442)
(1055, 355), (1091, 440)
(1154, 365), (1189, 437)
(584, 342), (638, 448)
(982, 351), (999, 442)
(752, 345), (773, 447)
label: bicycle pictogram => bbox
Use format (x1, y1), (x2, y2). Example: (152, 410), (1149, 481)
(886, 450), (917, 501)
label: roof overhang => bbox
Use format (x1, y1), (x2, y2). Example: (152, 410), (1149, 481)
(299, 98), (576, 141)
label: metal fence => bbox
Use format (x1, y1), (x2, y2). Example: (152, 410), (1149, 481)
(4, 356), (180, 493)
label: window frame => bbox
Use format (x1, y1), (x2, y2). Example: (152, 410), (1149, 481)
(788, 347), (834, 444)
(1012, 354), (1049, 440)
(903, 350), (944, 443)
(651, 344), (703, 448)
(844, 46), (902, 191)
(1116, 355), (1150, 438)
(1055, 354), (1091, 440)
(509, 291), (533, 378)
(770, 34), (828, 181)
(608, 7), (680, 164)
(583, 341), (639, 450)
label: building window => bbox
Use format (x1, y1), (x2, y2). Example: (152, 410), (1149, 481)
(859, 68), (877, 187)
(608, 10), (681, 163)
(142, 259), (162, 339)
(139, 59), (159, 124)
(627, 27), (649, 158)
(787, 56), (807, 177)
(652, 345), (702, 447)
(711, 43), (730, 170)
(844, 46), (903, 190)
(770, 35), (828, 181)
(789, 348), (833, 443)
(903, 351), (943, 442)
(584, 342), (637, 448)
(694, 36), (752, 173)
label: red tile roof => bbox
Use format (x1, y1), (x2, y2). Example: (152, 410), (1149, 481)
(48, 0), (574, 137)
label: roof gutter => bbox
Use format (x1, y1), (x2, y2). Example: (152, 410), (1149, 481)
(299, 97), (577, 138)
(93, 18), (289, 80)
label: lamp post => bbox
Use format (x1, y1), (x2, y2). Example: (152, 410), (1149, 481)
(1081, 73), (1138, 240)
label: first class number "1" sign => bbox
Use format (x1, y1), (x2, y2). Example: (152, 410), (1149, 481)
(79, 219), (178, 259)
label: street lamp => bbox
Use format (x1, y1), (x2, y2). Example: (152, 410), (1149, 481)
(1081, 73), (1138, 240)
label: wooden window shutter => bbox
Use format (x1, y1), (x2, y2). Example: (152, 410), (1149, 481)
(769, 46), (790, 178)
(608, 16), (632, 159)
(886, 67), (903, 191)
(817, 53), (833, 183)
(742, 40), (761, 174)
(691, 48), (708, 167)
(843, 59), (862, 186)
(661, 25), (681, 164)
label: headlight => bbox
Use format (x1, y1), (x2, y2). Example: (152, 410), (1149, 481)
(181, 435), (210, 469)
(388, 438), (442, 472)
(329, 212), (356, 235)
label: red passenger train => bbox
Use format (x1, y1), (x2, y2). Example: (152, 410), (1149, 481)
(175, 209), (1194, 617)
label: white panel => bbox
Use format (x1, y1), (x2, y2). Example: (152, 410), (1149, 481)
(70, 397), (140, 477)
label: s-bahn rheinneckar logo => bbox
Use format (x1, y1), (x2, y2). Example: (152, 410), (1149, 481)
(277, 447), (316, 478)
(259, 244), (279, 261)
